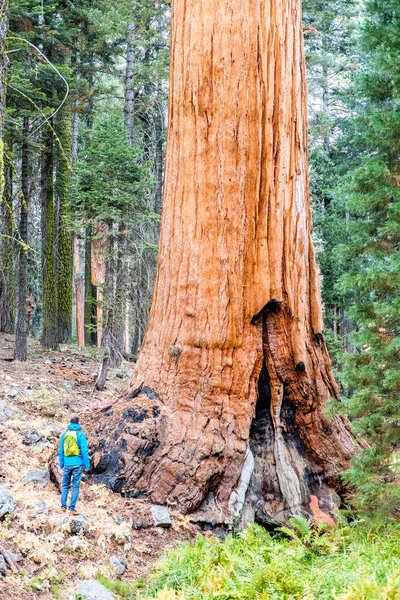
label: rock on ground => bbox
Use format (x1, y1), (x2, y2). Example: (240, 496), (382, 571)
(110, 555), (127, 575)
(0, 400), (19, 421)
(23, 468), (50, 487)
(0, 486), (17, 518)
(77, 579), (114, 600)
(21, 426), (62, 447)
(69, 514), (88, 536)
(0, 555), (7, 575)
(151, 505), (171, 528)
(35, 501), (48, 515)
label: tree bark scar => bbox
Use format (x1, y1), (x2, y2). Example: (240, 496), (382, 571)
(251, 299), (283, 324)
(125, 384), (163, 403)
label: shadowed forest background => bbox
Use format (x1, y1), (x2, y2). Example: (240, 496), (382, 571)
(0, 0), (399, 598)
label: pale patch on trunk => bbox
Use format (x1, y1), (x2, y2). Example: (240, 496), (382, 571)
(228, 447), (254, 520)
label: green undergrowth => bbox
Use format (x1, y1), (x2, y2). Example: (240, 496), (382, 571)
(99, 516), (400, 600)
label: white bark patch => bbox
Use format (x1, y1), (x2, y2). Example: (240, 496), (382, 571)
(270, 383), (302, 510)
(229, 447), (254, 519)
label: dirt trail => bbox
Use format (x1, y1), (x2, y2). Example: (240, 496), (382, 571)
(0, 333), (199, 599)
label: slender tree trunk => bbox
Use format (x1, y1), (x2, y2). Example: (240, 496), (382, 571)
(95, 228), (116, 390)
(113, 227), (126, 368)
(80, 0), (358, 526)
(84, 227), (97, 346)
(74, 236), (84, 347)
(154, 84), (164, 214)
(0, 134), (15, 333)
(0, 0), (8, 200)
(130, 257), (144, 357)
(91, 226), (107, 346)
(0, 0), (14, 333)
(14, 117), (29, 361)
(322, 63), (331, 159)
(119, 15), (136, 359)
(83, 63), (98, 345)
(56, 105), (73, 343)
(71, 105), (84, 347)
(124, 19), (135, 145)
(41, 124), (58, 350)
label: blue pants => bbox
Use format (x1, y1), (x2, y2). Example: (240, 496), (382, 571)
(61, 465), (83, 510)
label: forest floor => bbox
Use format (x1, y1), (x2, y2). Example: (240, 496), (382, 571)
(0, 333), (200, 600)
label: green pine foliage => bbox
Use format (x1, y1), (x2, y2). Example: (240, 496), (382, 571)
(71, 113), (154, 229)
(337, 0), (400, 516)
(302, 0), (359, 365)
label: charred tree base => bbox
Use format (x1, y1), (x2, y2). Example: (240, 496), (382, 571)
(240, 363), (339, 528)
(51, 304), (358, 528)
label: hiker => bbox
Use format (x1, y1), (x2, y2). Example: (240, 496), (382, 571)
(58, 415), (90, 514)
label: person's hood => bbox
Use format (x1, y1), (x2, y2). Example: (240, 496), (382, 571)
(68, 423), (82, 431)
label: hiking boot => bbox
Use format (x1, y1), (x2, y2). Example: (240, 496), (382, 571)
(69, 509), (79, 515)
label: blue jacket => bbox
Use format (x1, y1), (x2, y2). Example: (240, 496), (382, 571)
(58, 423), (90, 470)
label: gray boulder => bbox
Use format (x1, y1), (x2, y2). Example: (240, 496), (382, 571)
(69, 514), (88, 536)
(0, 555), (7, 575)
(151, 505), (171, 528)
(23, 468), (50, 487)
(109, 555), (127, 575)
(21, 429), (43, 446)
(0, 486), (17, 518)
(9, 551), (23, 563)
(77, 580), (114, 600)
(112, 513), (124, 525)
(0, 401), (18, 421)
(8, 388), (19, 398)
(35, 501), (48, 515)
(21, 426), (62, 447)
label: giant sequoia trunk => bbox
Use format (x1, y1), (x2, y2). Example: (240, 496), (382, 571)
(82, 0), (358, 526)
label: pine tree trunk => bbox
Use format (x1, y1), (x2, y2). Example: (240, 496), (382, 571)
(14, 117), (29, 361)
(0, 0), (14, 333)
(124, 19), (135, 146)
(154, 83), (164, 214)
(41, 125), (58, 350)
(81, 0), (358, 526)
(71, 106), (84, 347)
(0, 0), (8, 200)
(84, 227), (97, 346)
(56, 105), (73, 343)
(113, 227), (126, 369)
(0, 134), (15, 333)
(74, 235), (84, 347)
(130, 257), (144, 357)
(95, 228), (116, 390)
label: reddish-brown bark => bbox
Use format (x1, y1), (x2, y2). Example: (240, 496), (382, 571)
(77, 0), (358, 526)
(74, 236), (84, 348)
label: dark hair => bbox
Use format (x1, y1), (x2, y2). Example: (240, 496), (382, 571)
(70, 415), (80, 424)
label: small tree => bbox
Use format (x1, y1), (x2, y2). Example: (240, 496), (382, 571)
(72, 114), (153, 384)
